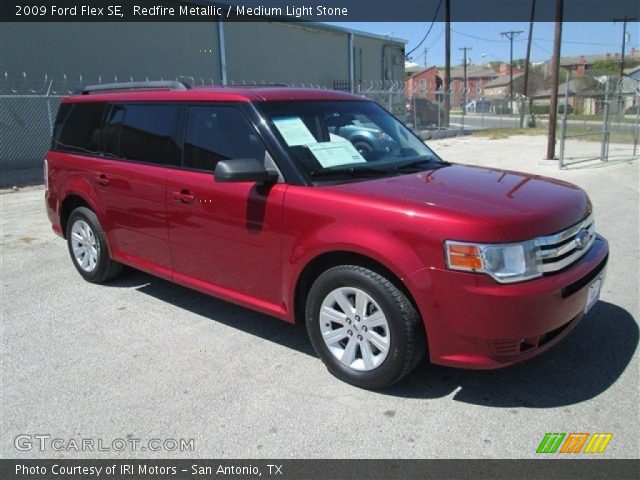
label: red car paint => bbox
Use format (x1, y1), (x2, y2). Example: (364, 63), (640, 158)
(46, 86), (608, 369)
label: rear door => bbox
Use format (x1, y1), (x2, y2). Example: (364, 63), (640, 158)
(92, 103), (180, 271)
(166, 104), (286, 308)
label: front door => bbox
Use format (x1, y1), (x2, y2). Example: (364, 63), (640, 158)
(166, 104), (286, 310)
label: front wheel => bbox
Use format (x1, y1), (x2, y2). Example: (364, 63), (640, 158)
(305, 265), (426, 388)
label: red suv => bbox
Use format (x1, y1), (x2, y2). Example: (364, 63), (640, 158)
(45, 81), (609, 388)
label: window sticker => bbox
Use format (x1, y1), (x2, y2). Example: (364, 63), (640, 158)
(272, 115), (317, 146)
(307, 141), (367, 168)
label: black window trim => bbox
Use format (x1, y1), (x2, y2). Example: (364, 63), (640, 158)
(51, 101), (108, 156)
(177, 101), (285, 181)
(49, 100), (302, 184)
(100, 103), (124, 158)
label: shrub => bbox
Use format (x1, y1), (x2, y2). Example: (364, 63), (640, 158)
(625, 104), (639, 115)
(531, 104), (550, 114)
(557, 104), (573, 114)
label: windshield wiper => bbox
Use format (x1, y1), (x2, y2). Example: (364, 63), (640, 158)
(391, 157), (449, 172)
(309, 158), (449, 178)
(309, 165), (390, 177)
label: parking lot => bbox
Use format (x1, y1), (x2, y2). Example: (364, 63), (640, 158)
(1, 134), (638, 459)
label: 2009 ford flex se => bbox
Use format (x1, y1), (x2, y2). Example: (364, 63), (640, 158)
(45, 81), (609, 388)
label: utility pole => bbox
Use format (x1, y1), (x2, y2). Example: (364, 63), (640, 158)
(613, 16), (636, 80)
(546, 0), (564, 160)
(459, 47), (472, 130)
(423, 47), (428, 67)
(520, 0), (536, 128)
(459, 47), (472, 107)
(499, 29), (523, 101)
(444, 0), (451, 127)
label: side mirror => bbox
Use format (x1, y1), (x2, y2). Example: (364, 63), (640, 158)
(214, 159), (278, 184)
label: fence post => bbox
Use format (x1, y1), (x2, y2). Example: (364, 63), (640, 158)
(600, 77), (611, 163)
(633, 93), (639, 157)
(45, 79), (54, 135)
(412, 92), (417, 130)
(559, 71), (570, 168)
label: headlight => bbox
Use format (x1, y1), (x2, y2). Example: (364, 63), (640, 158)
(376, 131), (393, 141)
(444, 240), (542, 283)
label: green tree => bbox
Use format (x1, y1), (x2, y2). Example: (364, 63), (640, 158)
(593, 59), (619, 73)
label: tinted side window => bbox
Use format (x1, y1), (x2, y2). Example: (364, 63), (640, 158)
(103, 104), (125, 157)
(183, 105), (266, 171)
(120, 104), (180, 165)
(52, 102), (106, 154)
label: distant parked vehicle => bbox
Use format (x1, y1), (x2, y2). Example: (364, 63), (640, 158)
(406, 97), (443, 127)
(328, 121), (399, 158)
(465, 99), (492, 114)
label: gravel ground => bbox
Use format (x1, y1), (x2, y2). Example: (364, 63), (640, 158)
(1, 135), (638, 459)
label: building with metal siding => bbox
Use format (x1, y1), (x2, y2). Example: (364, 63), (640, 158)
(0, 21), (405, 174)
(1, 21), (406, 90)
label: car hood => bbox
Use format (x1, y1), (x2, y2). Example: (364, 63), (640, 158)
(328, 163), (591, 241)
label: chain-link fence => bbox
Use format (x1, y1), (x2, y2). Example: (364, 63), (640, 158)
(2, 73), (637, 175)
(1, 79), (63, 173)
(558, 73), (640, 168)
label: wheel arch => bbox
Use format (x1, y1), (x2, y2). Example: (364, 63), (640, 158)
(293, 250), (421, 327)
(59, 193), (95, 239)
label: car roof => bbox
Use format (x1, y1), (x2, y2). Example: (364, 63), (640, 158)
(62, 86), (367, 104)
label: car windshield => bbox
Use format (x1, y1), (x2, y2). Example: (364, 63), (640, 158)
(257, 100), (443, 179)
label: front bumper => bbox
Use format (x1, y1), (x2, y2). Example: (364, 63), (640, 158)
(406, 234), (609, 369)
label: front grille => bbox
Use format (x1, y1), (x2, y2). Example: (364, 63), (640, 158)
(536, 214), (595, 274)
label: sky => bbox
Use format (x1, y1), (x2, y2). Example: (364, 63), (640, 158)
(328, 22), (640, 67)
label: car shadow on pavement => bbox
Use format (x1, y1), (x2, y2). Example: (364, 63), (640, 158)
(108, 269), (316, 357)
(108, 271), (637, 408)
(385, 301), (638, 408)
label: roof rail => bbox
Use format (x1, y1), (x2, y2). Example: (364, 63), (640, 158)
(80, 80), (191, 95)
(233, 84), (289, 88)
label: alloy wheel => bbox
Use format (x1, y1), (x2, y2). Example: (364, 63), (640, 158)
(319, 287), (390, 371)
(70, 219), (99, 272)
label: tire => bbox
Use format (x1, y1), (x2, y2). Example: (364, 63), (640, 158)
(305, 265), (426, 388)
(66, 206), (123, 283)
(351, 140), (374, 158)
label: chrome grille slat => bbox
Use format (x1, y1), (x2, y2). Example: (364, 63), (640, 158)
(535, 214), (595, 273)
(540, 234), (596, 273)
(536, 214), (594, 247)
(539, 223), (595, 259)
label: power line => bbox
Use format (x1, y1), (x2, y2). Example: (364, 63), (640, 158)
(406, 0), (443, 58)
(532, 40), (553, 55)
(452, 29), (622, 48)
(451, 29), (513, 43)
(533, 37), (620, 47)
(427, 28), (445, 50)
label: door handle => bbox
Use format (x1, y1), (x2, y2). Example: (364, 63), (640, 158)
(95, 174), (110, 186)
(172, 190), (196, 204)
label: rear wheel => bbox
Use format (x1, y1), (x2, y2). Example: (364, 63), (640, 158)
(305, 265), (426, 388)
(66, 207), (123, 283)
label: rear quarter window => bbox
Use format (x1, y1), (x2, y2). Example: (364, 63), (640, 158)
(52, 102), (106, 155)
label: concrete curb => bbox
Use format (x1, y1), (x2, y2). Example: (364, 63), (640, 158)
(416, 129), (474, 141)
